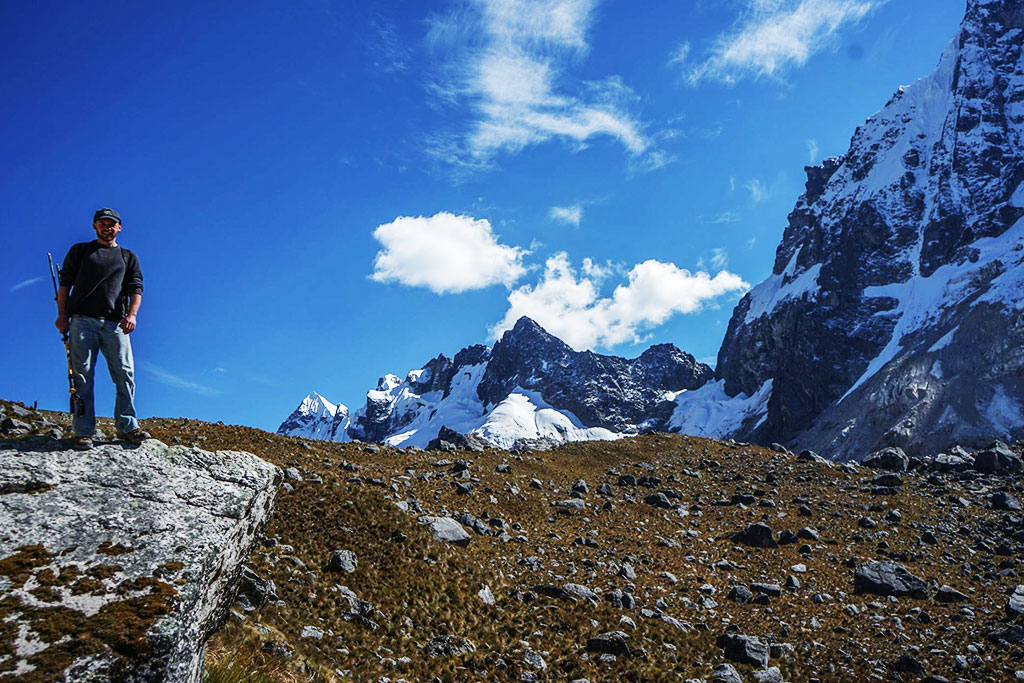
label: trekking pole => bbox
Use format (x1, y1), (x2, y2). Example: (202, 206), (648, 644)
(48, 253), (82, 416)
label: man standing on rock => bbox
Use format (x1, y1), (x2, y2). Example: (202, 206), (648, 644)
(55, 208), (151, 450)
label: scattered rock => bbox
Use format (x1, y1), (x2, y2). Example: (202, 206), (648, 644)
(991, 491), (1022, 511)
(728, 585), (753, 603)
(1006, 586), (1024, 618)
(644, 492), (674, 509)
(753, 667), (785, 683)
(733, 522), (778, 548)
(935, 585), (969, 603)
(863, 446), (909, 471)
(326, 549), (358, 573)
(563, 583), (599, 604)
(798, 450), (830, 464)
(973, 441), (1023, 474)
(586, 631), (630, 656)
(523, 649), (546, 670)
(237, 567), (279, 611)
(716, 633), (769, 667)
(418, 516), (472, 547)
(424, 635), (476, 657)
(711, 663), (744, 683)
(854, 561), (930, 599)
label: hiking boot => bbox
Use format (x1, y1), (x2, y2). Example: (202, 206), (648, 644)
(71, 435), (94, 451)
(117, 428), (151, 444)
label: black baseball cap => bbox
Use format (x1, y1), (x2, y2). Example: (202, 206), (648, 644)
(93, 208), (121, 224)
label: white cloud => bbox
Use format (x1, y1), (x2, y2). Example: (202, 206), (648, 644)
(729, 175), (736, 192)
(143, 363), (220, 396)
(700, 211), (741, 224)
(10, 277), (43, 293)
(710, 248), (729, 270)
(427, 0), (655, 168)
(807, 138), (819, 162)
(668, 41), (691, 67)
(680, 0), (878, 86)
(696, 248), (728, 270)
(491, 252), (749, 350)
(697, 123), (724, 140)
(746, 178), (768, 203)
(367, 17), (413, 74)
(371, 212), (527, 294)
(581, 257), (614, 281)
(549, 204), (583, 226)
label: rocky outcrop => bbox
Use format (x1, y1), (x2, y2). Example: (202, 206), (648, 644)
(715, 0), (1024, 459)
(0, 436), (280, 681)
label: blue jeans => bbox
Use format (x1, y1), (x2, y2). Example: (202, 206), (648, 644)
(69, 315), (140, 437)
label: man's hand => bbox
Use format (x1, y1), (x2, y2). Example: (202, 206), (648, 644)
(55, 316), (70, 335)
(120, 314), (137, 334)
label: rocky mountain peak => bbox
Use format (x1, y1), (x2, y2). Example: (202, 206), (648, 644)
(478, 319), (712, 433)
(495, 316), (574, 358)
(277, 391), (347, 441)
(714, 0), (1024, 458)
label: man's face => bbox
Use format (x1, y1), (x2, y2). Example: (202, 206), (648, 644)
(93, 218), (121, 242)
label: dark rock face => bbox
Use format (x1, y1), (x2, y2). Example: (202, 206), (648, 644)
(716, 0), (1024, 459)
(427, 426), (490, 452)
(478, 317), (712, 433)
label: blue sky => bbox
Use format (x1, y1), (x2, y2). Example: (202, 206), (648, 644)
(1, 0), (965, 430)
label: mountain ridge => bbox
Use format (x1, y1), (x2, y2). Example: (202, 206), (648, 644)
(279, 316), (713, 450)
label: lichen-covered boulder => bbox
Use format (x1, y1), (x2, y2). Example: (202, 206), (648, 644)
(0, 437), (280, 681)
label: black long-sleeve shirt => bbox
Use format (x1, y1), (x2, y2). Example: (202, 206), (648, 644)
(60, 242), (144, 320)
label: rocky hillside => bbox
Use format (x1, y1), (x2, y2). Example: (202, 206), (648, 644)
(7, 400), (1024, 681)
(714, 0), (1024, 460)
(281, 317), (712, 450)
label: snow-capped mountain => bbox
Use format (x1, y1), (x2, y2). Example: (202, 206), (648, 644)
(709, 0), (1024, 459)
(276, 391), (350, 441)
(278, 317), (712, 449)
